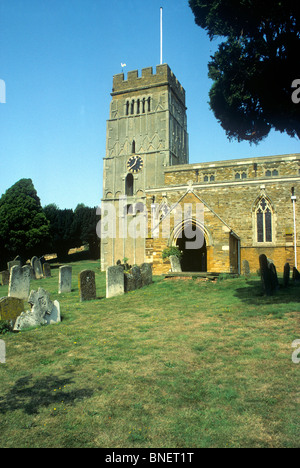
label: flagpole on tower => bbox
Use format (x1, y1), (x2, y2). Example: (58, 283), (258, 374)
(160, 7), (163, 65)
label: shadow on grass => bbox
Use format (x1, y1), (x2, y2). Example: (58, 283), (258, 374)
(0, 371), (94, 415)
(234, 278), (300, 305)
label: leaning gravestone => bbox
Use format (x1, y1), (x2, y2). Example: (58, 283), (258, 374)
(169, 255), (182, 272)
(59, 266), (72, 294)
(14, 288), (60, 331)
(8, 265), (31, 301)
(0, 296), (24, 322)
(140, 263), (153, 287)
(7, 260), (21, 272)
(32, 257), (43, 279)
(283, 263), (290, 288)
(0, 270), (10, 286)
(106, 265), (124, 298)
(43, 263), (51, 278)
(78, 270), (96, 302)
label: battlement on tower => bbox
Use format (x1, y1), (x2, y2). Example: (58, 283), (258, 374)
(112, 64), (186, 105)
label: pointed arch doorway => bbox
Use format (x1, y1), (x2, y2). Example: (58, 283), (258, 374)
(175, 221), (207, 272)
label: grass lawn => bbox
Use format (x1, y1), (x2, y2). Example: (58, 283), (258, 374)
(0, 260), (299, 448)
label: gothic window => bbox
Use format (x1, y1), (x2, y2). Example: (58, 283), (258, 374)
(147, 97), (151, 112)
(132, 140), (136, 154)
(265, 170), (271, 177)
(126, 101), (129, 116)
(137, 99), (140, 114)
(235, 171), (247, 179)
(142, 98), (146, 113)
(272, 169), (279, 176)
(255, 197), (273, 243)
(125, 173), (134, 196)
(131, 100), (135, 115)
(204, 174), (215, 182)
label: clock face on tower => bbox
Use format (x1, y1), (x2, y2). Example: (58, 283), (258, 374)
(127, 155), (144, 173)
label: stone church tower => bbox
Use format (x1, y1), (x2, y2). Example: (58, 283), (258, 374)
(101, 64), (300, 275)
(101, 64), (189, 270)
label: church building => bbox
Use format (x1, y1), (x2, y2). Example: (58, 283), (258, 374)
(101, 64), (300, 275)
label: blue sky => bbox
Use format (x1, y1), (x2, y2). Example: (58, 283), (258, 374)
(0, 0), (299, 210)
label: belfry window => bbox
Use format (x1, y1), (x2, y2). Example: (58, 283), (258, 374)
(125, 173), (134, 196)
(255, 197), (273, 243)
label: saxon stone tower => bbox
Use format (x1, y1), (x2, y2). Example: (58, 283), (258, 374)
(101, 64), (189, 270)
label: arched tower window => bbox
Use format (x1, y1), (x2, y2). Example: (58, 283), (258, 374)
(132, 140), (136, 154)
(131, 100), (135, 115)
(125, 173), (134, 196)
(125, 101), (129, 116)
(255, 197), (273, 242)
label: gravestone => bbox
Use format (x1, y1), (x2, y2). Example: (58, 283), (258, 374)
(14, 288), (61, 331)
(169, 255), (182, 272)
(32, 257), (43, 279)
(0, 296), (24, 322)
(132, 266), (142, 289)
(140, 263), (153, 286)
(59, 266), (72, 294)
(8, 265), (31, 300)
(124, 272), (136, 292)
(78, 270), (96, 302)
(7, 260), (21, 272)
(242, 260), (250, 278)
(259, 254), (272, 296)
(269, 261), (279, 291)
(0, 270), (10, 286)
(43, 263), (51, 278)
(283, 263), (290, 287)
(106, 265), (124, 298)
(292, 267), (300, 282)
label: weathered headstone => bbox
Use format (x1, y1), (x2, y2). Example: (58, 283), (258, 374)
(78, 270), (96, 302)
(132, 266), (142, 289)
(59, 266), (72, 294)
(140, 263), (153, 286)
(43, 263), (51, 278)
(169, 255), (182, 272)
(259, 254), (272, 296)
(242, 260), (250, 278)
(32, 257), (43, 279)
(8, 265), (31, 300)
(0, 296), (24, 322)
(124, 272), (136, 292)
(106, 265), (124, 298)
(283, 263), (290, 287)
(7, 260), (21, 272)
(269, 261), (279, 291)
(0, 270), (10, 286)
(14, 288), (61, 331)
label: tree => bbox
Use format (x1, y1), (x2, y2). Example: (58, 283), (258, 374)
(43, 204), (81, 261)
(189, 0), (300, 144)
(0, 179), (50, 267)
(73, 204), (100, 259)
